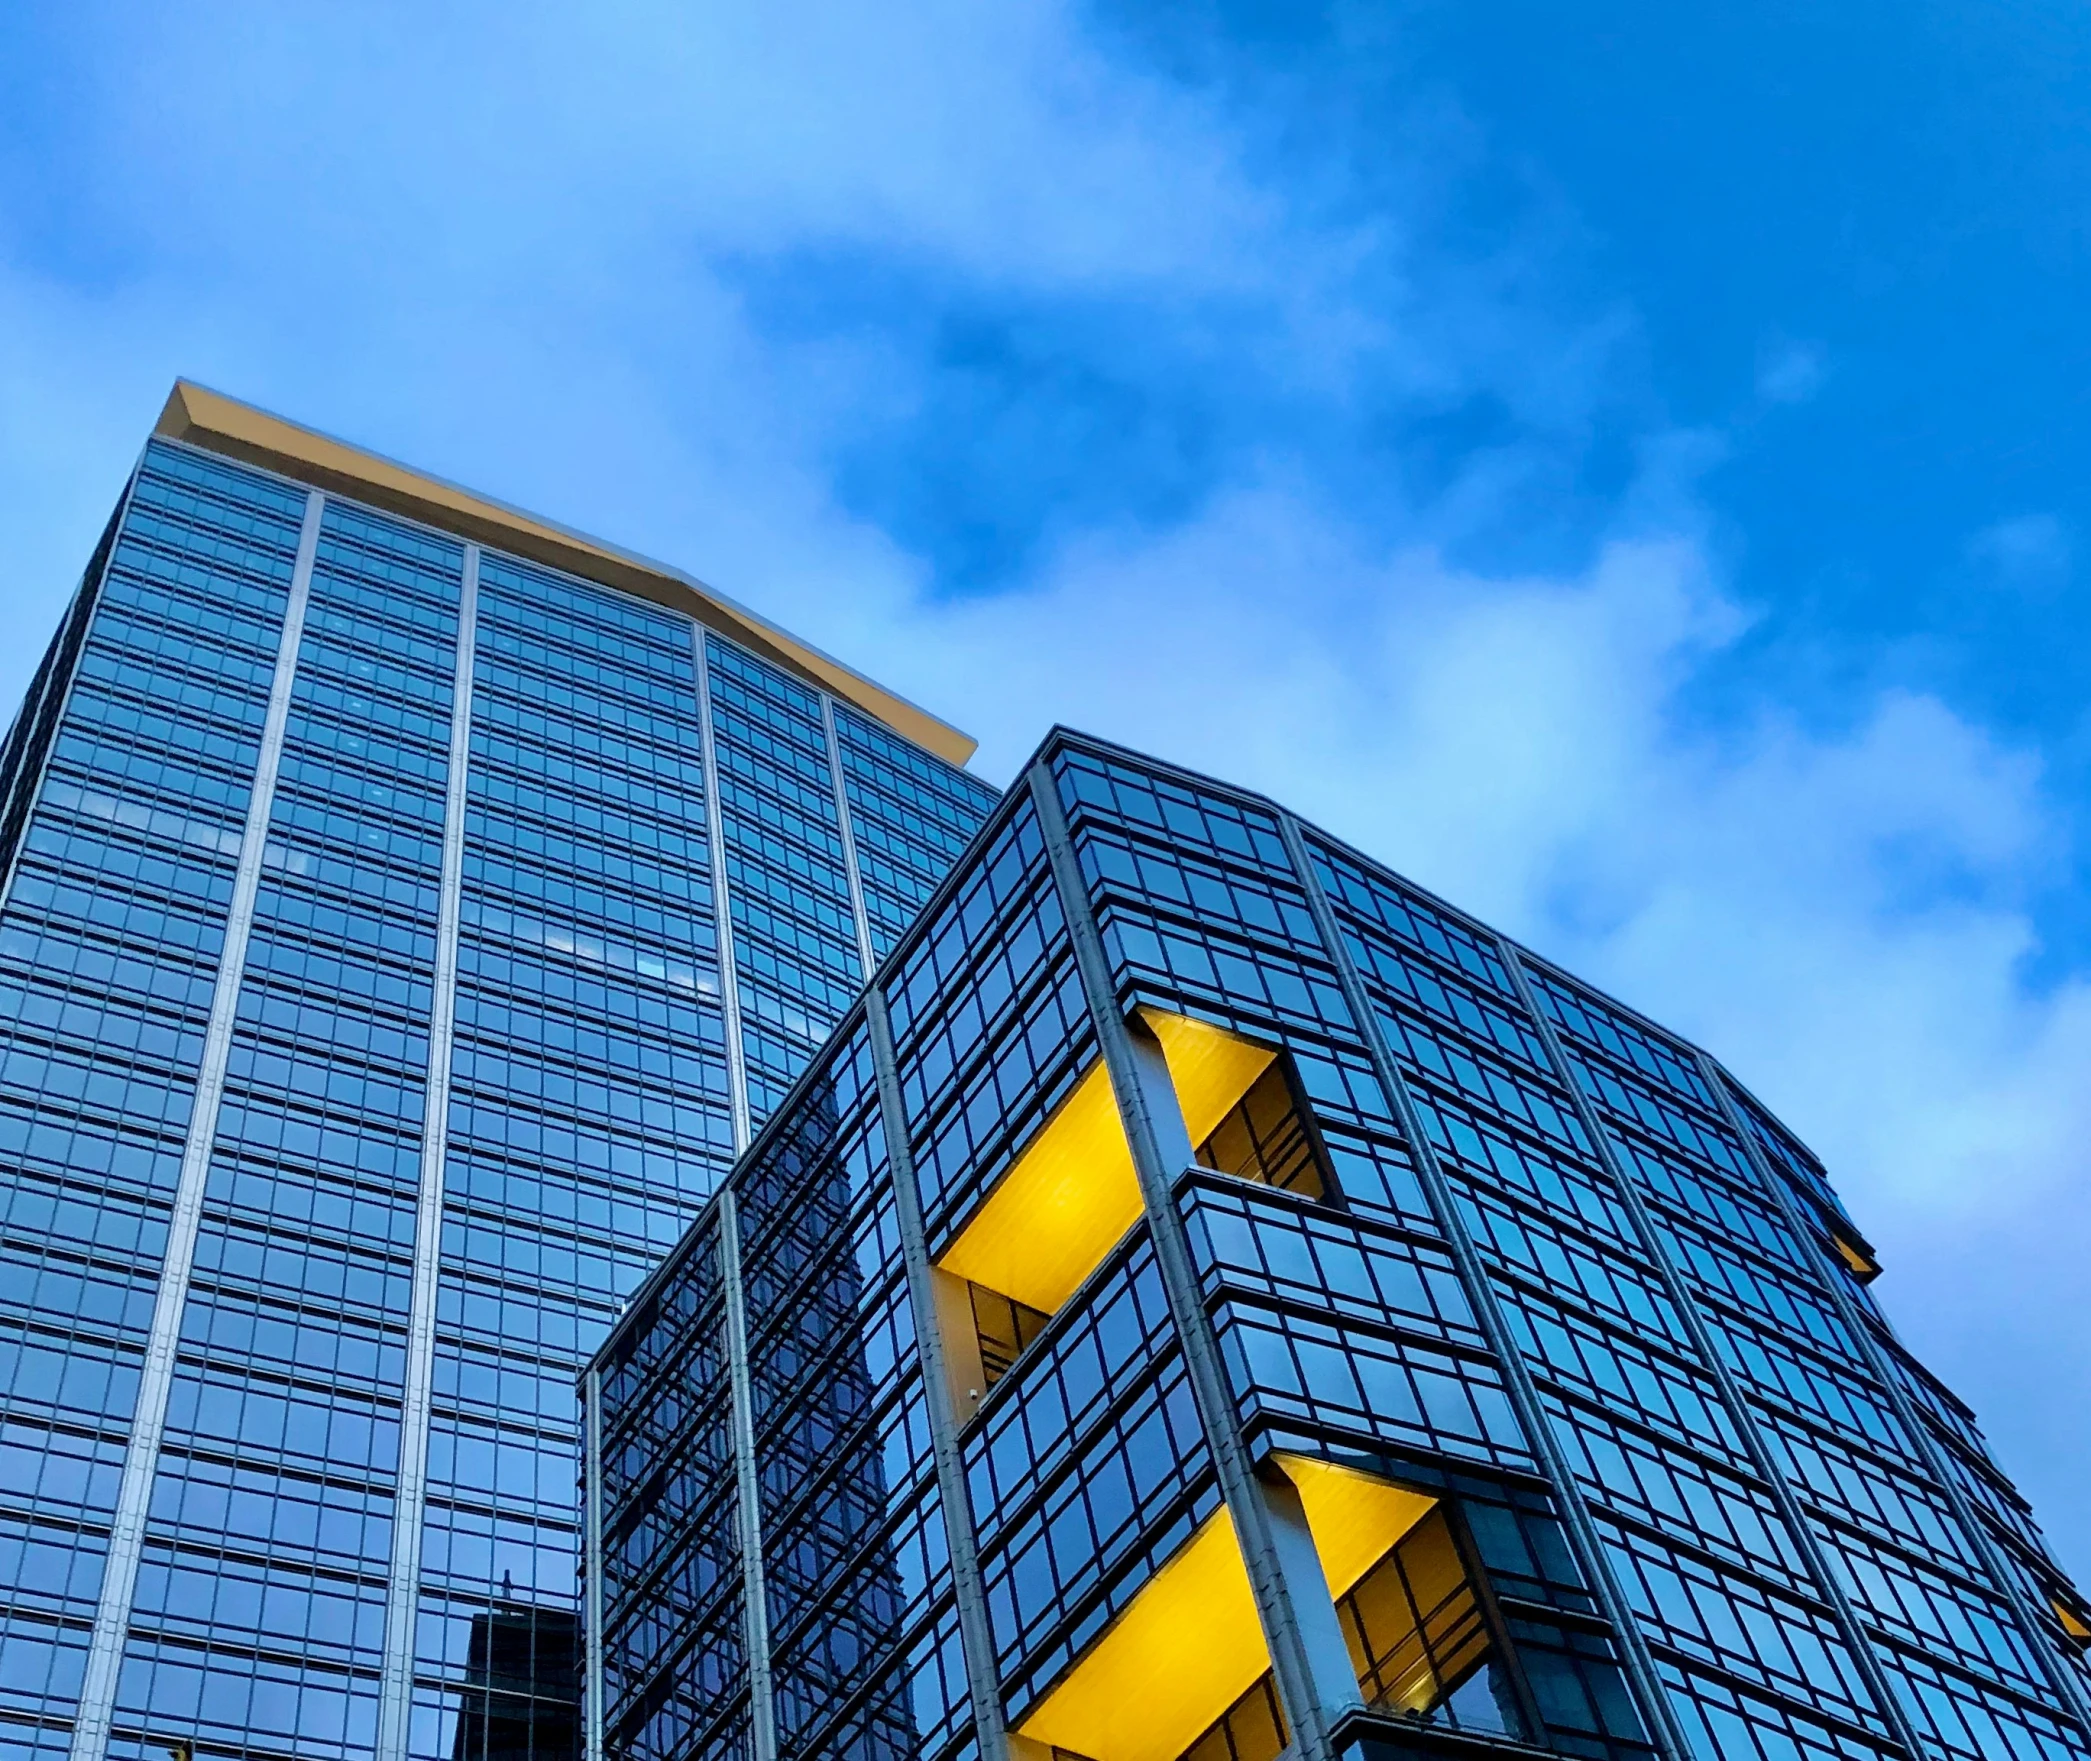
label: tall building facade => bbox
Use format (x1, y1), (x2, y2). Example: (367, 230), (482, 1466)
(587, 731), (2091, 1761)
(0, 386), (998, 1761)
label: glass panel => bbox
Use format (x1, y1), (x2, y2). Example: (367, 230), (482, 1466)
(1337, 1507), (1524, 1740)
(1192, 1061), (1324, 1199)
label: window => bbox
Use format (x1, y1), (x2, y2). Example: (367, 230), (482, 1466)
(1009, 1454), (1528, 1761)
(2055, 1595), (2091, 1652)
(1828, 1220), (1881, 1284)
(1192, 1061), (1323, 1199)
(1009, 1504), (1271, 1761)
(934, 1012), (1337, 1417)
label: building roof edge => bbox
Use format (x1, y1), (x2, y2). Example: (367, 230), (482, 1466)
(153, 379), (978, 767)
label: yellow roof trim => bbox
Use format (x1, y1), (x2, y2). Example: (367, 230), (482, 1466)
(152, 379), (977, 767)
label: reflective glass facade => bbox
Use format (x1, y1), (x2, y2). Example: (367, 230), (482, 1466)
(0, 425), (996, 1761)
(588, 731), (2091, 1761)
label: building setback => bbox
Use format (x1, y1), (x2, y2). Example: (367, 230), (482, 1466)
(586, 730), (2091, 1761)
(0, 386), (997, 1761)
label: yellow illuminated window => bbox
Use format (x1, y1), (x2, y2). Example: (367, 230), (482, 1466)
(1174, 1676), (1287, 1761)
(1829, 1224), (1881, 1284)
(1144, 1011), (1328, 1200)
(1013, 1457), (1526, 1761)
(2056, 1597), (2091, 1649)
(1278, 1455), (1525, 1740)
(936, 1013), (1334, 1416)
(1014, 1506), (1273, 1761)
(939, 1059), (1144, 1319)
(933, 1058), (1146, 1417)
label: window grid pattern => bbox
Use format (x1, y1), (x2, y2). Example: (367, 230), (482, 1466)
(596, 1210), (745, 1761)
(115, 497), (463, 1761)
(1728, 1083), (2088, 1672)
(960, 1231), (1176, 1552)
(586, 734), (2089, 1761)
(1056, 770), (1453, 1252)
(1533, 965), (2089, 1755)
(0, 434), (993, 1761)
(0, 444), (305, 1747)
(831, 705), (998, 968)
(977, 1354), (1218, 1720)
(703, 638), (865, 1128)
(413, 554), (735, 1761)
(883, 800), (1093, 1252)
(1053, 759), (1658, 1757)
(738, 1033), (958, 1761)
(1304, 837), (1910, 1752)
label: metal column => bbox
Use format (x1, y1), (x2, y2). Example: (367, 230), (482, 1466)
(68, 489), (327, 1761)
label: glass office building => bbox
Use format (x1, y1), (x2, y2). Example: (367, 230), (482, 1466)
(0, 384), (998, 1761)
(587, 730), (2091, 1761)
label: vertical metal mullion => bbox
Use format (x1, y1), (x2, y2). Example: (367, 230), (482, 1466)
(864, 992), (1010, 1756)
(374, 543), (480, 1761)
(821, 694), (878, 983)
(695, 634), (753, 1155)
(1027, 763), (1350, 1761)
(68, 487), (326, 1761)
(1698, 1055), (2091, 1739)
(582, 1367), (607, 1761)
(718, 1191), (777, 1761)
(1278, 814), (1694, 1761)
(1498, 947), (1927, 1759)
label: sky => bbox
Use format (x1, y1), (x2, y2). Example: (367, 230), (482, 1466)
(2, 2), (2087, 1577)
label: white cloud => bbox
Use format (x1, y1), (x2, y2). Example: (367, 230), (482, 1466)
(1756, 335), (1827, 405)
(1968, 511), (2073, 591)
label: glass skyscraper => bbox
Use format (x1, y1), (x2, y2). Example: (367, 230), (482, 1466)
(587, 730), (2091, 1761)
(0, 384), (998, 1761)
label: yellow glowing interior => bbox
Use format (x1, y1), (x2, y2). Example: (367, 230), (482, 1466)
(1831, 1229), (1882, 1283)
(1142, 1009), (1279, 1148)
(1016, 1508), (1270, 1761)
(2057, 1599), (2091, 1644)
(936, 1061), (1143, 1315)
(1277, 1453), (1440, 1598)
(936, 1014), (1284, 1321)
(1013, 1459), (1449, 1760)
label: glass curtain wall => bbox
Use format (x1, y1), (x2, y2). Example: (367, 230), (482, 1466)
(0, 434), (996, 1761)
(588, 728), (2091, 1761)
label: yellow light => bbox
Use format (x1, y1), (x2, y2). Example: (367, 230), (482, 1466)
(1276, 1453), (1438, 1598)
(1017, 1508), (1271, 1761)
(937, 1061), (1144, 1316)
(1831, 1229), (1881, 1283)
(2057, 1599), (2091, 1644)
(1143, 1010), (1278, 1149)
(936, 1011), (1296, 1326)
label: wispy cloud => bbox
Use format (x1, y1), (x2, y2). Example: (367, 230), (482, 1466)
(1968, 511), (2073, 592)
(1755, 335), (1827, 405)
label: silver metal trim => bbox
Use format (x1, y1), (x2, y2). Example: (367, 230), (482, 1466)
(1698, 1053), (2091, 1738)
(1497, 944), (1929, 1761)
(583, 1365), (607, 1761)
(821, 693), (878, 983)
(1278, 812), (1694, 1761)
(695, 633), (753, 1155)
(864, 992), (1010, 1755)
(67, 486), (326, 1761)
(718, 1190), (778, 1761)
(1026, 762), (1350, 1761)
(373, 542), (481, 1761)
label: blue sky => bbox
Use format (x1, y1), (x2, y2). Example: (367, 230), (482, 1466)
(3, 2), (2087, 1575)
